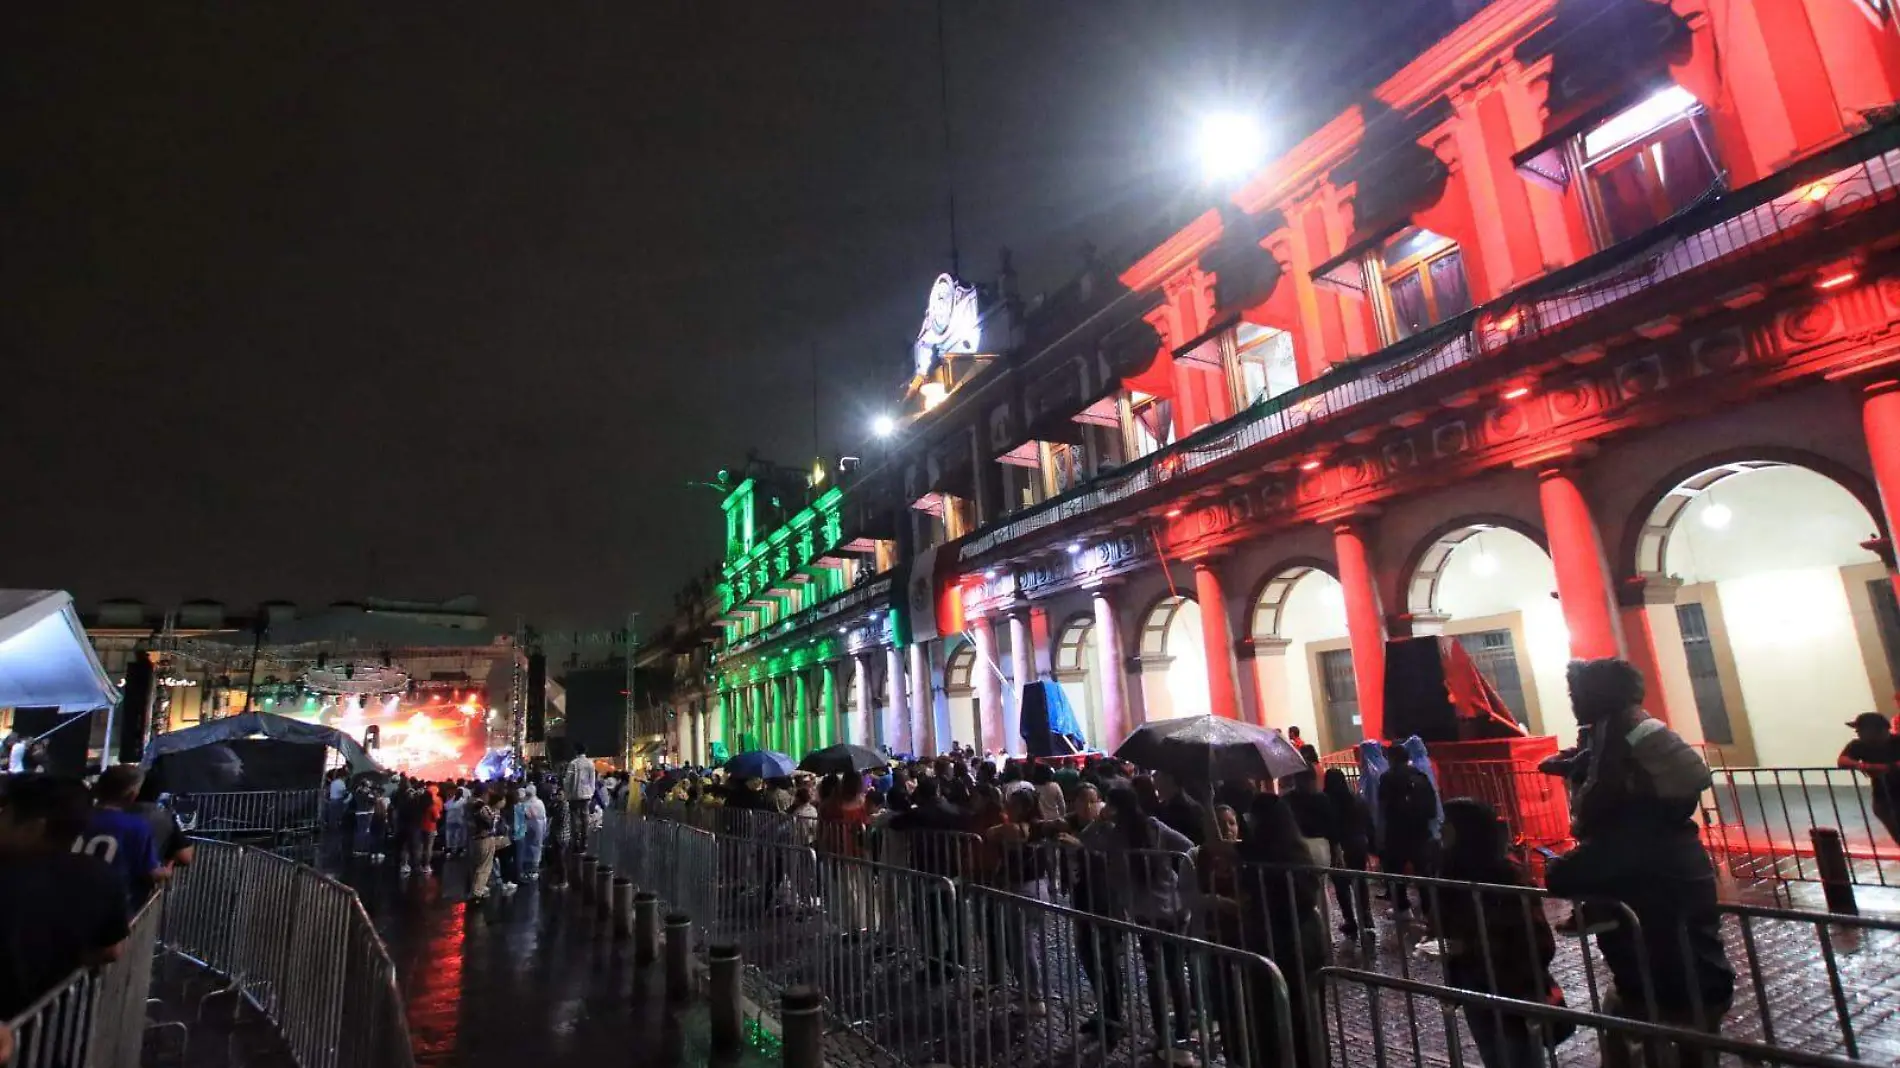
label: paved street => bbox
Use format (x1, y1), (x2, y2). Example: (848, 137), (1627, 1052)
(335, 855), (776, 1068)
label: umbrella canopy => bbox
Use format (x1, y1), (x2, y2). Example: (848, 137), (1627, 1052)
(798, 743), (888, 776)
(1113, 716), (1310, 786)
(0, 590), (119, 713)
(724, 749), (796, 781)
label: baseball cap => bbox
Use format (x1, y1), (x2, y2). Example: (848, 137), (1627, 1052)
(1847, 712), (1891, 731)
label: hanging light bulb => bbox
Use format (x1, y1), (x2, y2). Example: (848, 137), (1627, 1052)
(1469, 535), (1501, 577)
(1701, 501), (1733, 530)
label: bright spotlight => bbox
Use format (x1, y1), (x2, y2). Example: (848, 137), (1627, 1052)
(871, 414), (897, 439)
(1197, 112), (1265, 184)
(1470, 548), (1501, 577)
(1701, 502), (1733, 530)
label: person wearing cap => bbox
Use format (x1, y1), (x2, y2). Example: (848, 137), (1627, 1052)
(1840, 711), (1900, 846)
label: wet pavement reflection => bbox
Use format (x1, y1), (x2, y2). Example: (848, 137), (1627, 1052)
(336, 855), (775, 1068)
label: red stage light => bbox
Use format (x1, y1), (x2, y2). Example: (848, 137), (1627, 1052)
(1300, 459), (1322, 471)
(1503, 386), (1531, 400)
(1817, 270), (1857, 290)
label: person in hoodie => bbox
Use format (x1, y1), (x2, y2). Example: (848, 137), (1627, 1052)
(1434, 798), (1562, 1068)
(1545, 658), (1731, 1068)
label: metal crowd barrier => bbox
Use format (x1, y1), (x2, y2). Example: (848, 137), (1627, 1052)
(1701, 766), (1900, 890)
(633, 803), (1900, 1067)
(162, 839), (414, 1068)
(167, 789), (324, 859)
(2, 894), (163, 1068)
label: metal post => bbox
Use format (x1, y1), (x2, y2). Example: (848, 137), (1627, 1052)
(709, 943), (742, 1053)
(781, 986), (824, 1068)
(595, 866), (616, 921)
(664, 913), (692, 1001)
(611, 877), (634, 939)
(633, 891), (660, 965)
(1811, 827), (1860, 915)
(578, 855), (599, 904)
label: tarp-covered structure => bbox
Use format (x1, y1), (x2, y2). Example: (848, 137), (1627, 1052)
(142, 711), (384, 793)
(0, 589), (119, 713)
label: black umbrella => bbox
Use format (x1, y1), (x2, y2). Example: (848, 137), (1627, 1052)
(797, 743), (889, 775)
(1113, 715), (1310, 786)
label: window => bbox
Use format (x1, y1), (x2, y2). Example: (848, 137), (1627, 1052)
(1674, 602), (1734, 745)
(1127, 391), (1173, 459)
(1582, 85), (1721, 245)
(1233, 323), (1299, 405)
(1455, 629), (1530, 726)
(1368, 228), (1471, 340)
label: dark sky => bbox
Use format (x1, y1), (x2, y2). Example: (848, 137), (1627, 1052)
(3, 1), (1401, 632)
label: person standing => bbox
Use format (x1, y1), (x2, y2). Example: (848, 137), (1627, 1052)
(519, 784), (548, 880)
(73, 766), (166, 912)
(1322, 768), (1375, 936)
(442, 787), (469, 857)
(1287, 726), (1320, 768)
(0, 775), (132, 1021)
(1546, 658), (1731, 1068)
(563, 745), (597, 852)
(1377, 744), (1439, 915)
(466, 789), (502, 904)
(1840, 712), (1900, 847)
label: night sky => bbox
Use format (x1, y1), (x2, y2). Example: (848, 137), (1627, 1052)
(3, 1), (1404, 632)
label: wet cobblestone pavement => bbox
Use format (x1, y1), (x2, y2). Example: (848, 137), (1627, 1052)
(333, 854), (778, 1068)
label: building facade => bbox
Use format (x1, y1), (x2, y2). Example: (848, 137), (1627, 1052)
(677, 0), (1900, 770)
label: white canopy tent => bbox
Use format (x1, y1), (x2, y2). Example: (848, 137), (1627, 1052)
(0, 590), (119, 713)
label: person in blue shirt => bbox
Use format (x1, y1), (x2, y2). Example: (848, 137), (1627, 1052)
(72, 765), (166, 911)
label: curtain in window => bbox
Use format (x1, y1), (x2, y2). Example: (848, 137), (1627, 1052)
(1429, 251), (1472, 320)
(1389, 272), (1429, 338)
(1135, 399), (1174, 449)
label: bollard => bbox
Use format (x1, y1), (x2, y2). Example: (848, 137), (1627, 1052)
(633, 891), (661, 965)
(709, 943), (743, 1053)
(595, 866), (616, 917)
(611, 878), (634, 939)
(664, 913), (693, 1001)
(1812, 827), (1860, 915)
(780, 986), (824, 1068)
(578, 855), (599, 904)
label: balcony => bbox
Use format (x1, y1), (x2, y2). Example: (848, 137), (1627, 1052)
(959, 120), (1900, 567)
(717, 575), (892, 663)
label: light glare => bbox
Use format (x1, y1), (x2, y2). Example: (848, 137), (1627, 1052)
(1198, 112), (1265, 184)
(871, 414), (897, 438)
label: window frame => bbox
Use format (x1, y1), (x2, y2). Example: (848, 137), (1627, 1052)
(1362, 229), (1471, 343)
(1573, 90), (1723, 250)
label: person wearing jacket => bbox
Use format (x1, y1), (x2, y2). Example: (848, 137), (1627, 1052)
(442, 788), (469, 857)
(1322, 768), (1376, 936)
(1077, 786), (1195, 1062)
(1546, 658), (1732, 1068)
(1434, 798), (1562, 1068)
(519, 785), (549, 881)
(1234, 792), (1327, 1068)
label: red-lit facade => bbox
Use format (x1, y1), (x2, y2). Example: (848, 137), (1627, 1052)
(698, 0), (1900, 770)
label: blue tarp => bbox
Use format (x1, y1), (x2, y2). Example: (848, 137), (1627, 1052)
(1023, 681), (1087, 750)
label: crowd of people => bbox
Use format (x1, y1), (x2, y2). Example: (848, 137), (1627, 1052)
(318, 744), (637, 902)
(0, 763), (194, 1062)
(626, 658), (1742, 1068)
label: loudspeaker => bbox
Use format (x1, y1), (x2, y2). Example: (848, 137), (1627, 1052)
(1019, 683), (1051, 756)
(1381, 636), (1521, 744)
(526, 653), (547, 743)
(117, 652), (155, 764)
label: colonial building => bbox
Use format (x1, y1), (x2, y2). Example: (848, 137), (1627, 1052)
(679, 0), (1900, 770)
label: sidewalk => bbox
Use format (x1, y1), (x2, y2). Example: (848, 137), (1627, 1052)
(335, 854), (777, 1068)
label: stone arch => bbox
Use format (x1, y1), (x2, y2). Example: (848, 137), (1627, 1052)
(1247, 557), (1340, 641)
(1615, 446), (1887, 589)
(1400, 514), (1550, 621)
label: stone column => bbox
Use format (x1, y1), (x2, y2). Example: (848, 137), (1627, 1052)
(1863, 379), (1900, 607)
(1536, 460), (1624, 660)
(1007, 611), (1036, 755)
(1332, 519), (1388, 742)
(1092, 589), (1130, 745)
(852, 653), (874, 748)
(1193, 561), (1242, 720)
(885, 645), (909, 754)
(909, 642), (934, 756)
(971, 615), (1006, 754)
(1619, 576), (1688, 732)
(1233, 638), (1265, 726)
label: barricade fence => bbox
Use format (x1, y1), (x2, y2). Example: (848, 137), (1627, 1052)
(3, 894), (163, 1068)
(1700, 766), (1900, 889)
(162, 839), (414, 1068)
(166, 788), (324, 860)
(621, 807), (1900, 1067)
